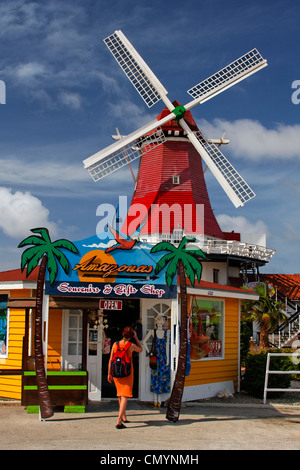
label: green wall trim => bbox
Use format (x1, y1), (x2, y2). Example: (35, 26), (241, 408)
(24, 371), (87, 376)
(26, 406), (40, 414)
(64, 406), (86, 413)
(24, 385), (87, 390)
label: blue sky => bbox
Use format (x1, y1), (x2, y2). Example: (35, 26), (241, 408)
(0, 0), (299, 274)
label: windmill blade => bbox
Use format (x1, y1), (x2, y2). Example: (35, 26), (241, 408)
(194, 131), (255, 206)
(84, 126), (166, 182)
(186, 49), (267, 108)
(83, 107), (177, 181)
(104, 30), (168, 108)
(179, 119), (254, 207)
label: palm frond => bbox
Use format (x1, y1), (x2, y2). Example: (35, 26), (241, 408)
(178, 236), (193, 250)
(18, 235), (47, 248)
(52, 247), (70, 275)
(184, 248), (207, 260)
(151, 236), (205, 288)
(165, 259), (178, 287)
(20, 246), (45, 272)
(19, 227), (80, 284)
(181, 258), (195, 286)
(25, 248), (45, 277)
(154, 252), (176, 275)
(150, 242), (176, 254)
(52, 239), (79, 254)
(30, 227), (51, 244)
(47, 251), (58, 285)
(185, 254), (203, 284)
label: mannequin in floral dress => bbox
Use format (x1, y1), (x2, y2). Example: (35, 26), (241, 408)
(143, 314), (170, 407)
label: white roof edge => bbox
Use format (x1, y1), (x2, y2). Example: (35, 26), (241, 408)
(185, 285), (259, 301)
(0, 281), (37, 290)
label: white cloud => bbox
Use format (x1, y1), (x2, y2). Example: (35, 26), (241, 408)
(281, 222), (300, 242)
(198, 118), (300, 160)
(0, 1), (42, 38)
(107, 100), (157, 131)
(0, 187), (57, 238)
(216, 214), (269, 235)
(0, 157), (86, 187)
(59, 91), (82, 109)
(15, 62), (48, 81)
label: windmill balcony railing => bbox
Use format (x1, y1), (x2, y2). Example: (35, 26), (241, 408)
(202, 238), (276, 261)
(142, 234), (275, 262)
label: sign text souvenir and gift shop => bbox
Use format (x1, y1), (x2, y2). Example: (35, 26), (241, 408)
(45, 233), (177, 299)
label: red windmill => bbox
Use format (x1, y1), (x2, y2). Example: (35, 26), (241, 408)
(83, 30), (267, 242)
(122, 101), (224, 240)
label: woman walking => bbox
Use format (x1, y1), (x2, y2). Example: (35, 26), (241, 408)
(108, 326), (143, 429)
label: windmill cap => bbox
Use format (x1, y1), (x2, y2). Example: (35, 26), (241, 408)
(156, 100), (199, 133)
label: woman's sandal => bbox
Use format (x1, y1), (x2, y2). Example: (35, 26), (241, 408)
(116, 423), (127, 429)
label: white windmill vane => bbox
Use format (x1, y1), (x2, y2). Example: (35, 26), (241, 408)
(83, 30), (267, 208)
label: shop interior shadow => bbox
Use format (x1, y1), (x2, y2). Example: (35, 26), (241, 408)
(101, 299), (141, 398)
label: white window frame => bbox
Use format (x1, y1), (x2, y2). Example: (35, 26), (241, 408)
(189, 295), (225, 361)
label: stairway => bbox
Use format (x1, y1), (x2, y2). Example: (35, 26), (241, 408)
(269, 302), (300, 348)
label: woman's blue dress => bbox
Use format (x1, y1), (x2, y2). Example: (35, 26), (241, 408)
(150, 330), (170, 394)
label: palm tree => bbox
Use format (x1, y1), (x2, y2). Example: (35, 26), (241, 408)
(19, 227), (79, 419)
(242, 281), (287, 349)
(150, 236), (206, 422)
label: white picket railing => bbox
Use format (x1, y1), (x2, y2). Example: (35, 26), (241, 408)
(263, 352), (300, 404)
(142, 234), (276, 262)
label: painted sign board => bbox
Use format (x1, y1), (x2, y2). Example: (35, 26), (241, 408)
(45, 232), (177, 299)
(99, 299), (123, 310)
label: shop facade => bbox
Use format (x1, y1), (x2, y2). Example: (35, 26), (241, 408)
(0, 232), (259, 409)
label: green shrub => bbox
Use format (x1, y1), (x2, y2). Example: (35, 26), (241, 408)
(240, 320), (252, 366)
(242, 348), (294, 398)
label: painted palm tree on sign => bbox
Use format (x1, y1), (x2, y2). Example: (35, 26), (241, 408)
(150, 236), (206, 422)
(19, 227), (79, 419)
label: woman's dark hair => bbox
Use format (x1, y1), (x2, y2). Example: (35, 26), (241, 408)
(122, 326), (134, 340)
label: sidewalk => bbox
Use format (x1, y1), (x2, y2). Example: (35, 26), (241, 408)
(0, 398), (300, 451)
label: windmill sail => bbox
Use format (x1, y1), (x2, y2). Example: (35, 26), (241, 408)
(84, 30), (267, 208)
(186, 48), (267, 106)
(193, 131), (255, 206)
(84, 127), (166, 182)
(178, 119), (246, 208)
(104, 30), (168, 108)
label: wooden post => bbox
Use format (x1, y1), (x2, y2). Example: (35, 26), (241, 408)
(22, 308), (30, 370)
(82, 310), (88, 372)
(82, 310), (88, 404)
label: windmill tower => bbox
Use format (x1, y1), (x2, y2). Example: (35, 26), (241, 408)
(124, 102), (225, 241)
(83, 30), (268, 246)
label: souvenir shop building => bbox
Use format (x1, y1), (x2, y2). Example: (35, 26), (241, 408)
(0, 231), (261, 410)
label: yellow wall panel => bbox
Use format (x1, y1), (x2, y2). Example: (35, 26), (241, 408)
(0, 297), (27, 399)
(47, 310), (62, 371)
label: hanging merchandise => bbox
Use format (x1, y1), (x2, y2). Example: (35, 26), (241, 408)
(149, 329), (157, 370)
(185, 316), (191, 376)
(150, 315), (170, 397)
(102, 332), (111, 354)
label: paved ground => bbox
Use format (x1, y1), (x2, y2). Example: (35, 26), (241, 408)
(0, 400), (300, 453)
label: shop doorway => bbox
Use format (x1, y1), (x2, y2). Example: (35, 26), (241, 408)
(62, 309), (103, 401)
(101, 299), (141, 398)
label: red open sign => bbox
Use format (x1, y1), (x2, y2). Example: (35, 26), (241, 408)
(99, 299), (123, 311)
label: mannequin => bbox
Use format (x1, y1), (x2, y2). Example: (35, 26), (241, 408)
(143, 313), (170, 406)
